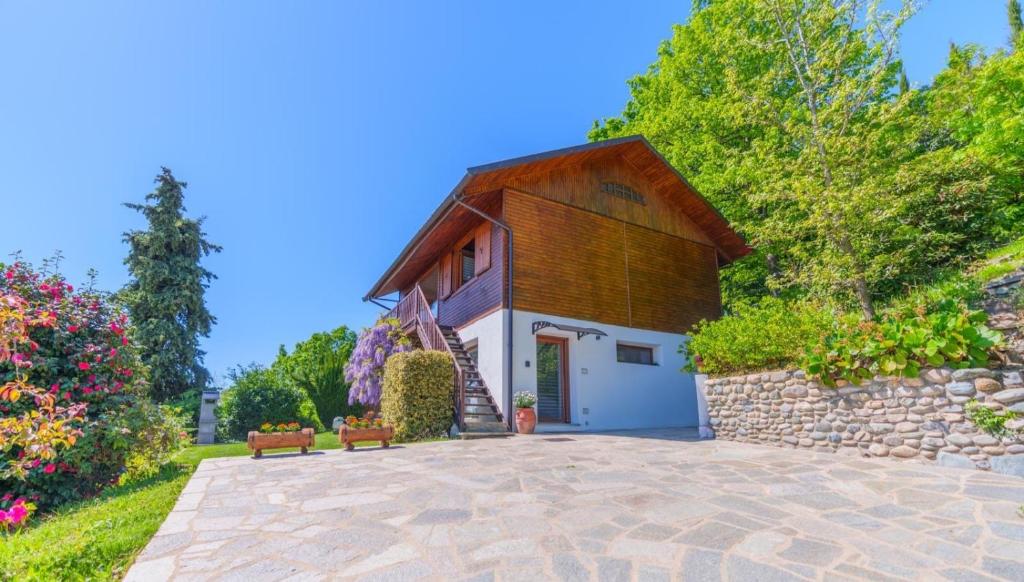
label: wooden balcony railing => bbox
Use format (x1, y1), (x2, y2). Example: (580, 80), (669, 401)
(387, 286), (465, 430)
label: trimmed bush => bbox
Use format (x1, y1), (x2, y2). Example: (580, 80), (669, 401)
(381, 350), (453, 442)
(683, 298), (832, 376)
(217, 364), (323, 441)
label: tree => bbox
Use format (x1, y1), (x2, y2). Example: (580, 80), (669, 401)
(899, 67), (910, 94)
(1010, 0), (1023, 49)
(276, 325), (360, 427)
(122, 168), (221, 401)
(593, 0), (960, 319)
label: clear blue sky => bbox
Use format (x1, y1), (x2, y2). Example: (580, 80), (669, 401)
(0, 1), (1010, 385)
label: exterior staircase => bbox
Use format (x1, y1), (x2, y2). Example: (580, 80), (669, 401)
(388, 285), (511, 439)
(438, 326), (510, 438)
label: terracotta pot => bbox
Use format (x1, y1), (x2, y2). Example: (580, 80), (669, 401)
(247, 428), (315, 458)
(339, 424), (395, 451)
(516, 407), (537, 434)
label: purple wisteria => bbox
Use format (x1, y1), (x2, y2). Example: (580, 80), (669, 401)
(344, 317), (411, 407)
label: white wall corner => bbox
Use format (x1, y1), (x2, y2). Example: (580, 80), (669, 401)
(695, 373), (714, 439)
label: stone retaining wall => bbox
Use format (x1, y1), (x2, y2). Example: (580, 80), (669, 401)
(703, 367), (1024, 477)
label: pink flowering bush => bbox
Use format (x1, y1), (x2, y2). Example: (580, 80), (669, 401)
(0, 261), (184, 516)
(0, 496), (34, 532)
(344, 317), (410, 408)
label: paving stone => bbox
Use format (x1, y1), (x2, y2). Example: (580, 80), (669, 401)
(675, 521), (748, 551)
(725, 555), (800, 581)
(981, 556), (1024, 580)
(779, 538), (842, 567)
(679, 549), (722, 582)
(596, 557), (632, 582)
(552, 553), (590, 582)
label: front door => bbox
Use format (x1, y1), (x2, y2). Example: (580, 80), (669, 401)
(536, 336), (569, 423)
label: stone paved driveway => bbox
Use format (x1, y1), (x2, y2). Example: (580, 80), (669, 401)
(127, 430), (1024, 581)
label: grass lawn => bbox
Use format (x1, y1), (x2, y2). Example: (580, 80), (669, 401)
(0, 431), (402, 581)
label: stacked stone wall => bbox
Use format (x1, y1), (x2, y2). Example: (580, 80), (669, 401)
(704, 368), (1024, 477)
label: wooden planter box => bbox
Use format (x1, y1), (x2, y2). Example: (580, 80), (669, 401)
(338, 425), (394, 451)
(247, 428), (315, 458)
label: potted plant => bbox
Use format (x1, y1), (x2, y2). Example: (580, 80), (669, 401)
(338, 412), (394, 451)
(247, 421), (315, 458)
(514, 391), (538, 434)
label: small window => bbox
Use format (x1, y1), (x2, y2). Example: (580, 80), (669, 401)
(459, 240), (475, 286)
(601, 181), (646, 205)
(617, 343), (655, 365)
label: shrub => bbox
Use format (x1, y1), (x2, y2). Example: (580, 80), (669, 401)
(805, 299), (1001, 386)
(1, 260), (185, 513)
(345, 318), (410, 408)
(380, 351), (453, 442)
(216, 364), (323, 441)
(682, 298), (832, 376)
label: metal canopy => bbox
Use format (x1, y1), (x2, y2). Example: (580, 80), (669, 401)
(531, 321), (608, 340)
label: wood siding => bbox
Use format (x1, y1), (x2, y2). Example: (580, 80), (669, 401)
(436, 220), (506, 329)
(505, 191), (721, 334)
(502, 153), (713, 247)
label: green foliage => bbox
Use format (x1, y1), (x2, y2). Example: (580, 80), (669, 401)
(965, 400), (1020, 438)
(593, 0), (1024, 314)
(682, 298), (832, 376)
(381, 351), (453, 442)
(275, 326), (361, 428)
(804, 300), (1002, 386)
(216, 364), (323, 441)
(122, 168), (221, 401)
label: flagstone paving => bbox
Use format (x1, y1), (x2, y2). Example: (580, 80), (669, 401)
(127, 429), (1024, 581)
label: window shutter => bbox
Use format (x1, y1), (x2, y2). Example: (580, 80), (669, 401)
(474, 223), (491, 275)
(439, 254), (452, 298)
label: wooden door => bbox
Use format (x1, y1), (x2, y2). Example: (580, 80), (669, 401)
(536, 336), (569, 423)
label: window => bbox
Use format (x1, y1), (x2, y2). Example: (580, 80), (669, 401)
(459, 239), (475, 286)
(617, 343), (655, 365)
(601, 181), (646, 205)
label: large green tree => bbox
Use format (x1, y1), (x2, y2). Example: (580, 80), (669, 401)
(122, 168), (221, 401)
(593, 0), (1020, 318)
(275, 325), (360, 427)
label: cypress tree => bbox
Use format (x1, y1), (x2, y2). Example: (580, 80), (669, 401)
(1010, 0), (1023, 49)
(899, 67), (910, 95)
(122, 168), (221, 401)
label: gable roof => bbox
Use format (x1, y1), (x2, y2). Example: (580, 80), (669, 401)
(364, 135), (752, 300)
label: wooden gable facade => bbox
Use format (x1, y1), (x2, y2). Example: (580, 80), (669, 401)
(369, 137), (751, 335)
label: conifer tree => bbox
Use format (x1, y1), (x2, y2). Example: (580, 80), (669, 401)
(122, 168), (221, 400)
(899, 67), (910, 94)
(1010, 0), (1023, 49)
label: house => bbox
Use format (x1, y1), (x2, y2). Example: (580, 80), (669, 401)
(364, 136), (750, 435)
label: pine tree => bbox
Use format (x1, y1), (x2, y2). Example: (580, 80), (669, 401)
(122, 168), (221, 401)
(1010, 0), (1023, 50)
(899, 67), (910, 94)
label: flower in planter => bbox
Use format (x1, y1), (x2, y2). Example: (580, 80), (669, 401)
(259, 422), (274, 433)
(286, 422), (301, 432)
(276, 423), (288, 432)
(513, 391), (537, 409)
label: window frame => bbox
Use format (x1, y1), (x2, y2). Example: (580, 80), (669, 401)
(616, 342), (657, 366)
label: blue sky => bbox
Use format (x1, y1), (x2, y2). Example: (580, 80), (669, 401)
(0, 1), (1010, 385)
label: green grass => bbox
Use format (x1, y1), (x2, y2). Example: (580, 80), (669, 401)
(0, 431), (398, 581)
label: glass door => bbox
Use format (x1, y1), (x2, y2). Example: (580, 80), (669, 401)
(536, 336), (569, 423)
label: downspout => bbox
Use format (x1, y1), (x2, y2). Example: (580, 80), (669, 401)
(451, 192), (516, 432)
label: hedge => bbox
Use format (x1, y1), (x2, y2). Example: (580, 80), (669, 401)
(381, 350), (454, 441)
(683, 297), (832, 376)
